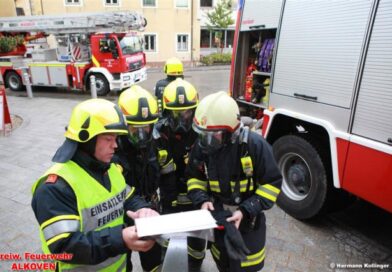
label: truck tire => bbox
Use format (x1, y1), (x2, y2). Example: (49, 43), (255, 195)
(94, 74), (110, 96)
(273, 135), (328, 220)
(5, 71), (24, 92)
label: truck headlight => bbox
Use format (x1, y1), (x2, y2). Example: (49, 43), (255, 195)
(123, 75), (131, 81)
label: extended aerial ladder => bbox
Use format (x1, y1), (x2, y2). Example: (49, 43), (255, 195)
(0, 11), (147, 34)
(0, 11), (148, 95)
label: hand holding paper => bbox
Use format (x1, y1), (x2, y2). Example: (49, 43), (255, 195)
(122, 226), (155, 252)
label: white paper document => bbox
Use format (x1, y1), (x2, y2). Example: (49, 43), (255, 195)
(135, 210), (217, 237)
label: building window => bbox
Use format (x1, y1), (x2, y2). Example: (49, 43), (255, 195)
(144, 34), (156, 52)
(177, 34), (189, 51)
(104, 0), (119, 5)
(212, 30), (224, 48)
(200, 30), (211, 48)
(200, 0), (213, 7)
(16, 8), (25, 16)
(176, 0), (188, 8)
(200, 29), (234, 49)
(143, 0), (156, 7)
(65, 0), (81, 5)
(226, 30), (234, 47)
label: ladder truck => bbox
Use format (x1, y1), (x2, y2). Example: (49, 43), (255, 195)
(0, 11), (147, 96)
(230, 0), (392, 219)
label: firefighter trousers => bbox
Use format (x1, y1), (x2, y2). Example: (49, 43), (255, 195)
(126, 242), (163, 272)
(211, 212), (266, 272)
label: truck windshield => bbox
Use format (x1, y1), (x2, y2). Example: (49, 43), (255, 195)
(119, 35), (143, 55)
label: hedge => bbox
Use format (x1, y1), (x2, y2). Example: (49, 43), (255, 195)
(200, 53), (232, 65)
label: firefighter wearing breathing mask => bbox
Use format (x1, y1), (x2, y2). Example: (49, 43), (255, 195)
(186, 91), (282, 272)
(114, 85), (163, 272)
(154, 78), (206, 271)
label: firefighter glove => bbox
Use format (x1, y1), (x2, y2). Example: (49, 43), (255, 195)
(211, 210), (250, 261)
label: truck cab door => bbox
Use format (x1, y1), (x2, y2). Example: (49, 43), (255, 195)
(94, 37), (121, 72)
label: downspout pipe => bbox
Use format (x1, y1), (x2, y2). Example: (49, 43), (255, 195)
(190, 0), (194, 66)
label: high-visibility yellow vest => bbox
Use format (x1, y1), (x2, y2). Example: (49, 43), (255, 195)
(32, 160), (130, 272)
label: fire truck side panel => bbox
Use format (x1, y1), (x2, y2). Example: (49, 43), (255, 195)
(263, 108), (348, 190)
(272, 0), (373, 108)
(29, 65), (50, 85)
(351, 0), (392, 145)
(48, 66), (68, 87)
(240, 0), (283, 31)
(74, 63), (91, 89)
(29, 63), (68, 87)
(0, 60), (12, 85)
(335, 138), (350, 185)
(268, 93), (352, 132)
(342, 139), (392, 213)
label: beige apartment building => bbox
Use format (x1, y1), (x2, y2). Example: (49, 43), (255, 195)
(0, 0), (17, 17)
(3, 0), (236, 63)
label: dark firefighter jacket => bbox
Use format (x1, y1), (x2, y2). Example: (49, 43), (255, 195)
(186, 128), (282, 219)
(153, 118), (197, 209)
(154, 75), (183, 100)
(113, 136), (160, 207)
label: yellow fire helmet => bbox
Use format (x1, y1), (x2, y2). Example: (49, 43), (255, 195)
(163, 78), (199, 111)
(193, 91), (240, 133)
(65, 98), (128, 142)
(52, 98), (128, 163)
(164, 57), (184, 76)
(118, 85), (159, 125)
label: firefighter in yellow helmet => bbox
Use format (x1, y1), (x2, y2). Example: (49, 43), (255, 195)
(187, 91), (282, 272)
(154, 57), (184, 114)
(114, 85), (163, 271)
(154, 78), (206, 271)
(31, 99), (158, 272)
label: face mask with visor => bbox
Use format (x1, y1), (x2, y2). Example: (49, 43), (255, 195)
(168, 109), (195, 133)
(192, 124), (230, 154)
(127, 123), (154, 148)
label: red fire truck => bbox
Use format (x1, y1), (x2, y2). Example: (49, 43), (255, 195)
(0, 11), (147, 96)
(230, 0), (392, 219)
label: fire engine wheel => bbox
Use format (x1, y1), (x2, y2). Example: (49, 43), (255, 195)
(273, 135), (328, 220)
(94, 74), (110, 96)
(5, 71), (24, 92)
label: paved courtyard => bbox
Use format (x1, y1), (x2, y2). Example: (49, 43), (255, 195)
(0, 84), (391, 271)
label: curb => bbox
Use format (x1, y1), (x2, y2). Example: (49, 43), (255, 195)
(146, 64), (230, 73)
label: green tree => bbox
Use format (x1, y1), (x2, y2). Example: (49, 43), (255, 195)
(0, 36), (17, 53)
(206, 0), (234, 54)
